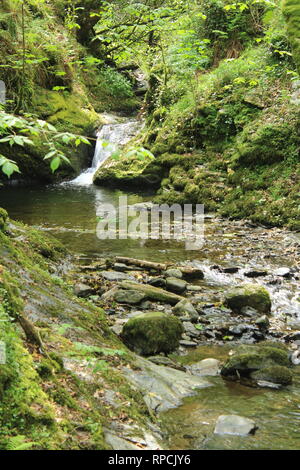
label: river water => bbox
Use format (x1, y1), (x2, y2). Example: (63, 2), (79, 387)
(0, 118), (300, 450)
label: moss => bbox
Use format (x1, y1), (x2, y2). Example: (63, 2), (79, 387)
(0, 208), (8, 231)
(224, 283), (271, 314)
(121, 312), (183, 356)
(283, 0), (300, 72)
(251, 365), (293, 385)
(36, 358), (62, 379)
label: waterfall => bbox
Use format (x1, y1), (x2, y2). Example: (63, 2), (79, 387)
(70, 119), (141, 186)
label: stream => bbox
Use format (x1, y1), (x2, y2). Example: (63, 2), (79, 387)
(1, 117), (300, 450)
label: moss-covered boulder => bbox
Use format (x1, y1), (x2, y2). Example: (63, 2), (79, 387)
(221, 344), (290, 380)
(224, 283), (271, 314)
(251, 365), (293, 386)
(121, 312), (183, 356)
(0, 208), (8, 231)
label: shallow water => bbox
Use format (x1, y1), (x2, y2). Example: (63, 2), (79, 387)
(164, 346), (300, 450)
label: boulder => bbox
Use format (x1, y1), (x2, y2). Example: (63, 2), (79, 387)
(214, 415), (257, 436)
(121, 312), (183, 355)
(166, 277), (187, 294)
(251, 365), (293, 386)
(224, 283), (271, 314)
(173, 299), (198, 320)
(221, 344), (290, 379)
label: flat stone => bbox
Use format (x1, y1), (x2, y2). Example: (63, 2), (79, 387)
(123, 356), (212, 412)
(223, 267), (239, 274)
(119, 280), (184, 305)
(188, 358), (220, 377)
(214, 415), (257, 436)
(100, 271), (134, 281)
(182, 321), (201, 338)
(114, 289), (146, 304)
(179, 340), (198, 347)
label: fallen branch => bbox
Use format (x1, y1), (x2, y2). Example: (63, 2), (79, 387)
(115, 257), (168, 271)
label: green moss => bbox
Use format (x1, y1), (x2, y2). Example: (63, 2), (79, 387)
(121, 312), (183, 356)
(283, 0), (300, 72)
(224, 283), (271, 314)
(0, 208), (8, 231)
(251, 365), (293, 385)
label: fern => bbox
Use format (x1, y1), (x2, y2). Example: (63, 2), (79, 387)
(6, 435), (37, 451)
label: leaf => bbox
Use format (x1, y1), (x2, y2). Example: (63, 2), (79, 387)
(50, 157), (61, 173)
(2, 161), (20, 178)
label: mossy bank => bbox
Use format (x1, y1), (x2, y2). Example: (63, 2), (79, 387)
(0, 209), (159, 450)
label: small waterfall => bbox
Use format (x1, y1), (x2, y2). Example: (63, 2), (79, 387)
(70, 119), (141, 186)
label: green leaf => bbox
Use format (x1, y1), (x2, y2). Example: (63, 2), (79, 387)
(50, 156), (61, 173)
(2, 161), (20, 178)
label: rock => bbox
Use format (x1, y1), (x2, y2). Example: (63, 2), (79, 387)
(214, 415), (257, 436)
(100, 271), (134, 281)
(113, 262), (129, 272)
(173, 299), (198, 320)
(122, 356), (212, 413)
(186, 285), (202, 292)
(255, 315), (270, 329)
(251, 366), (293, 386)
(223, 267), (239, 274)
(182, 321), (201, 338)
(221, 344), (290, 379)
(240, 306), (260, 317)
(118, 281), (184, 305)
(148, 356), (186, 371)
(148, 277), (167, 288)
(121, 312), (183, 355)
(166, 277), (187, 294)
(101, 286), (119, 301)
(114, 289), (146, 305)
(244, 270), (268, 278)
(179, 340), (198, 347)
(180, 267), (204, 280)
(188, 358), (220, 377)
(228, 324), (251, 336)
(164, 268), (183, 279)
(73, 283), (94, 298)
(274, 267), (291, 278)
(224, 283), (271, 314)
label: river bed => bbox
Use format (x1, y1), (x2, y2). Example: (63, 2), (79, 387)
(1, 183), (300, 450)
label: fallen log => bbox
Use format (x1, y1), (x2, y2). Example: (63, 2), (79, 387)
(118, 280), (184, 305)
(115, 257), (168, 271)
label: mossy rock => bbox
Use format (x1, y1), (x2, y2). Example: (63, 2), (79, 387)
(224, 283), (271, 314)
(0, 208), (8, 231)
(121, 312), (183, 356)
(0, 365), (13, 396)
(221, 345), (290, 378)
(251, 365), (293, 386)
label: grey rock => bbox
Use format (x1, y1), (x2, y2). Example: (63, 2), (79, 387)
(244, 270), (268, 278)
(164, 268), (183, 279)
(179, 340), (198, 347)
(182, 321), (202, 338)
(122, 356), (212, 413)
(214, 415), (257, 436)
(188, 358), (220, 377)
(114, 289), (146, 304)
(101, 271), (134, 281)
(173, 299), (198, 320)
(148, 277), (167, 288)
(255, 315), (270, 328)
(73, 283), (94, 298)
(166, 277), (187, 294)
